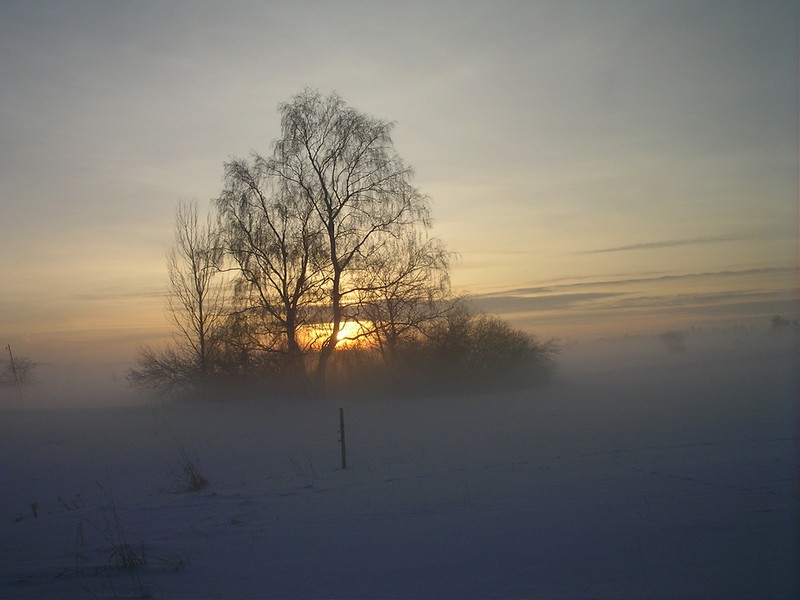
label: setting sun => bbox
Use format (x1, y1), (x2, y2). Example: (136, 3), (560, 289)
(303, 320), (372, 349)
(335, 320), (367, 347)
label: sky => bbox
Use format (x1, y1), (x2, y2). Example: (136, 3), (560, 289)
(0, 0), (797, 368)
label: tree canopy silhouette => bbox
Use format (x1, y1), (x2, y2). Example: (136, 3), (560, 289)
(217, 89), (439, 396)
(129, 89), (556, 400)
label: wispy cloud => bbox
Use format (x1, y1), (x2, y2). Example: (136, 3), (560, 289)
(484, 267), (796, 298)
(472, 292), (624, 314)
(75, 289), (166, 302)
(470, 267), (799, 333)
(578, 235), (751, 255)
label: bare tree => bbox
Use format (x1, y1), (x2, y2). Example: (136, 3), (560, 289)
(167, 199), (227, 378)
(129, 200), (227, 395)
(352, 231), (453, 362)
(1, 345), (35, 388)
(127, 346), (195, 397)
(216, 155), (327, 390)
(270, 89), (431, 395)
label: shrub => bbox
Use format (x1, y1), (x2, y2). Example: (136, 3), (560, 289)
(368, 306), (558, 396)
(426, 310), (556, 391)
(174, 442), (208, 492)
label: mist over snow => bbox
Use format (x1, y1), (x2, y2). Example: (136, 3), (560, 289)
(1, 326), (797, 598)
(1, 360), (148, 410)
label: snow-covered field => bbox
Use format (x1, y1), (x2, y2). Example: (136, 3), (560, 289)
(1, 332), (798, 599)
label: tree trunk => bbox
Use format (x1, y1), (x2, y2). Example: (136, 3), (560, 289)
(314, 268), (342, 399)
(285, 312), (308, 398)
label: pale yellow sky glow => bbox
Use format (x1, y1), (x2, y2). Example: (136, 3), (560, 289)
(0, 0), (797, 369)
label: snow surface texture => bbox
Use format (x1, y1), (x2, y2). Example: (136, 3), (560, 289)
(1, 331), (798, 599)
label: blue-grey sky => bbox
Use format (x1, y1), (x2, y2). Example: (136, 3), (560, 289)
(1, 0), (797, 364)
